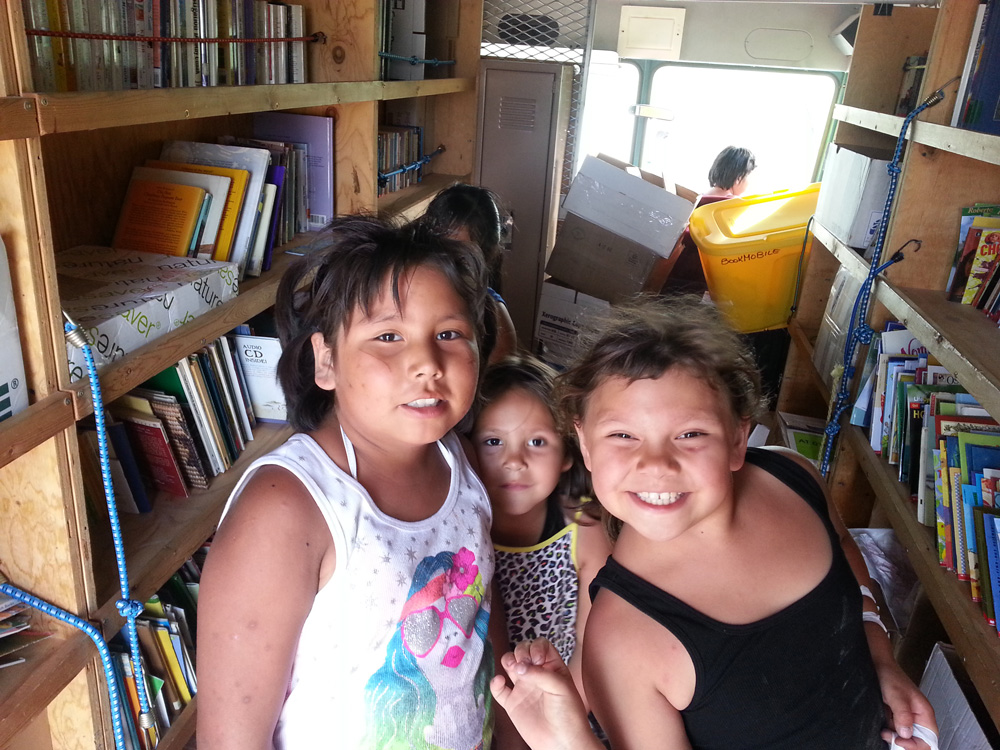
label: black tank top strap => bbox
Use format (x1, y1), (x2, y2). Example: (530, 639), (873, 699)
(743, 446), (827, 517)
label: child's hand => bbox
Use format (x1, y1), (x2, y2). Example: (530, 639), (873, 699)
(875, 660), (937, 750)
(489, 639), (602, 750)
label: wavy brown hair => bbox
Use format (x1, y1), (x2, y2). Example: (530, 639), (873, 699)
(554, 295), (767, 540)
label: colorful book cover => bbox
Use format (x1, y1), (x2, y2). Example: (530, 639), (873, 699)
(112, 180), (207, 257)
(159, 141), (272, 278)
(947, 208), (1000, 301)
(961, 223), (1000, 304)
(974, 506), (1000, 625)
(145, 160), (251, 264)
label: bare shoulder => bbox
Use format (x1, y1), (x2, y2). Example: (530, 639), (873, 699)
(574, 519), (612, 574)
(210, 464), (335, 585)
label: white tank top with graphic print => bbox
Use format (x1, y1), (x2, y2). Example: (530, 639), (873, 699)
(218, 430), (495, 750)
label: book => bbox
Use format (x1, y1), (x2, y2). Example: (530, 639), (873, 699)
(974, 506), (1000, 625)
(128, 166), (232, 258)
(111, 179), (208, 257)
(187, 352), (235, 468)
(214, 337), (255, 441)
(159, 140), (272, 277)
(963, 0), (1000, 136)
(232, 334), (287, 422)
(149, 619), (192, 704)
(220, 334), (257, 433)
(252, 111), (335, 230)
(132, 386), (210, 490)
(261, 165), (286, 271)
(110, 396), (189, 497)
(952, 2), (990, 127)
(206, 341), (249, 448)
(175, 356), (229, 475)
(195, 349), (240, 461)
(288, 4), (307, 84)
(135, 619), (183, 719)
(145, 159), (251, 263)
(947, 206), (1000, 301)
(107, 419), (153, 512)
(245, 182), (277, 278)
(962, 224), (1000, 304)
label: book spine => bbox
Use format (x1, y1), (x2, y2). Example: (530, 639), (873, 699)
(289, 4), (306, 83)
(22, 0), (58, 92)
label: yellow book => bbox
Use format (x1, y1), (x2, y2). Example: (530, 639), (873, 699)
(151, 622), (192, 705)
(146, 160), (251, 262)
(113, 180), (207, 257)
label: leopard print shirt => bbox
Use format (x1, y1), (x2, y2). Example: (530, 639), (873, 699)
(494, 522), (579, 664)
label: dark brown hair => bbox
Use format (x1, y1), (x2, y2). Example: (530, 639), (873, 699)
(421, 183), (509, 286)
(708, 146), (756, 191)
(275, 214), (488, 432)
(475, 354), (598, 522)
(555, 295), (767, 539)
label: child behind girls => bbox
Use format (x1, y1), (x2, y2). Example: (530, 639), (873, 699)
(490, 297), (937, 750)
(471, 356), (611, 705)
(421, 184), (518, 363)
(198, 215), (510, 750)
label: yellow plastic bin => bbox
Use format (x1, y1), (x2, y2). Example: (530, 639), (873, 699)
(689, 183), (820, 333)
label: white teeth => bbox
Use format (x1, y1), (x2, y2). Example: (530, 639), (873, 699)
(407, 398), (440, 408)
(636, 491), (681, 506)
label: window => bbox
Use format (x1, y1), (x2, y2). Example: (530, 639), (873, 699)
(644, 64), (837, 194)
(575, 51), (640, 172)
(578, 58), (838, 195)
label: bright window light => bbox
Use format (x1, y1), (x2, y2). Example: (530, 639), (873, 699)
(643, 64), (837, 195)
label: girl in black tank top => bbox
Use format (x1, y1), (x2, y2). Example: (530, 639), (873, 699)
(488, 297), (937, 750)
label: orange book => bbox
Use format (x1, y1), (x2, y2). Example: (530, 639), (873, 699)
(112, 180), (207, 257)
(145, 160), (251, 262)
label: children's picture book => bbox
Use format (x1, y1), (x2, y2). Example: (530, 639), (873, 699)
(947, 206), (1000, 301)
(112, 180), (208, 257)
(962, 224), (1000, 304)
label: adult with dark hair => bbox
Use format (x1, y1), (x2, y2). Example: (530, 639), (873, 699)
(705, 145), (757, 198)
(664, 146), (758, 298)
(421, 183), (519, 364)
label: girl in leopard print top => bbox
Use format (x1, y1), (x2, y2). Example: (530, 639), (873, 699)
(470, 355), (611, 710)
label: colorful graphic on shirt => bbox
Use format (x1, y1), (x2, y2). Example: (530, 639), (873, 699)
(365, 548), (494, 750)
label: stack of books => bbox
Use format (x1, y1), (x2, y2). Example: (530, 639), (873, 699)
(945, 203), (1000, 320)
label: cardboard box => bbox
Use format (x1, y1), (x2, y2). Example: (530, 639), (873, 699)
(546, 154), (693, 302)
(0, 238), (28, 421)
(58, 246), (239, 382)
(919, 643), (995, 750)
(533, 281), (609, 371)
(815, 143), (893, 251)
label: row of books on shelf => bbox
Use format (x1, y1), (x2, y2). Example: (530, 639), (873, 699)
(945, 202), (1000, 320)
(377, 122), (425, 196)
(850, 322), (1000, 634)
(951, 0), (1000, 136)
(114, 552), (205, 750)
(108, 110), (333, 280)
(78, 329), (284, 514)
(23, 0), (308, 93)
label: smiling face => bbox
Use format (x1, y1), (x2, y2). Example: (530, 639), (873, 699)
(473, 388), (572, 519)
(312, 265), (480, 452)
(575, 368), (749, 543)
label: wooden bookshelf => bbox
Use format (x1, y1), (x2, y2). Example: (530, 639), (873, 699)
(778, 1), (1000, 733)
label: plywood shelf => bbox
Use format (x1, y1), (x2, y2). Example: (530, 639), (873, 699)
(29, 78), (474, 135)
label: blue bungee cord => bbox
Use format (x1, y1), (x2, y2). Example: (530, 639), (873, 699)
(0, 314), (153, 750)
(377, 51), (456, 68)
(818, 85), (950, 476)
